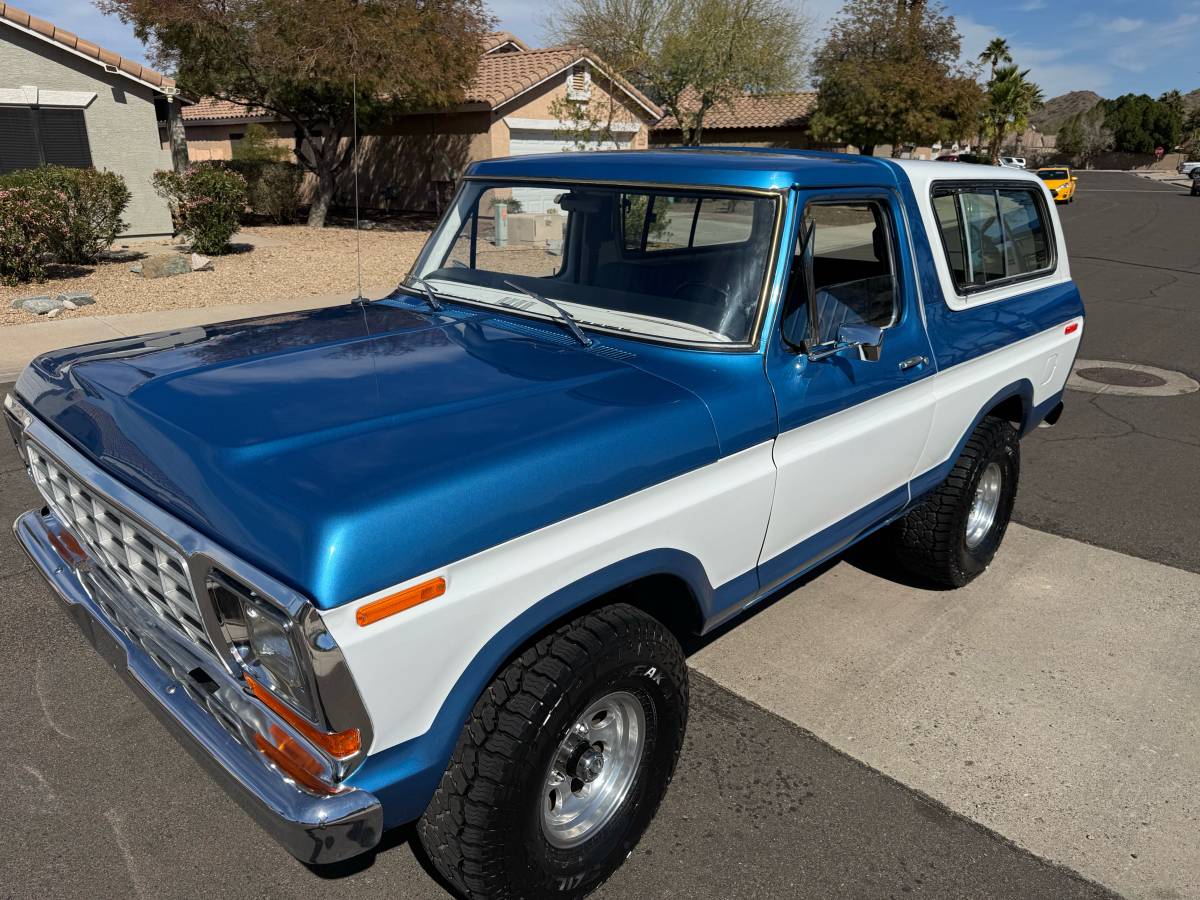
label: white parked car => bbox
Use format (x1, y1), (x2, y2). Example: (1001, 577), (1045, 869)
(1178, 160), (1200, 177)
(1000, 156), (1027, 169)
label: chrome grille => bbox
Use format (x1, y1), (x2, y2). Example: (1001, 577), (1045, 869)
(25, 440), (216, 655)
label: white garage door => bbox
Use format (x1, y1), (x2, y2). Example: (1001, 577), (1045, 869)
(508, 128), (632, 213)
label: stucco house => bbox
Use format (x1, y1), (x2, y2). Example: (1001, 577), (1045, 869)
(651, 87), (818, 148)
(181, 32), (662, 213)
(0, 1), (178, 236)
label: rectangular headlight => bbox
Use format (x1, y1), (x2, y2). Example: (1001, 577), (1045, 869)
(208, 571), (315, 719)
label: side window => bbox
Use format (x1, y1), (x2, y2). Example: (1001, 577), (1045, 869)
(620, 193), (756, 253)
(998, 189), (1051, 276)
(932, 184), (1053, 293)
(783, 200), (898, 347)
(692, 198), (755, 247)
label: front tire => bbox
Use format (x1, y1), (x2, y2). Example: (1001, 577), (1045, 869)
(885, 416), (1020, 587)
(418, 604), (688, 899)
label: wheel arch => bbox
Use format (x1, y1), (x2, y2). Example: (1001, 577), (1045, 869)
(349, 549), (714, 826)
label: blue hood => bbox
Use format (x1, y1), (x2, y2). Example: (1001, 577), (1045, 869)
(16, 302), (719, 608)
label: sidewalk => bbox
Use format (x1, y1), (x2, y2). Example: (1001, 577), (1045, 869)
(692, 524), (1200, 900)
(0, 286), (392, 381)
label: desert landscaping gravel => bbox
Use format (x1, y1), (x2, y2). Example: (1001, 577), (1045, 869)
(1, 224), (432, 328)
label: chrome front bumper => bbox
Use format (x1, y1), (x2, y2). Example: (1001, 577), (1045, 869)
(14, 508), (383, 865)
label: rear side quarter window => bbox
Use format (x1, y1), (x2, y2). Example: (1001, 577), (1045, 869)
(930, 182), (1055, 296)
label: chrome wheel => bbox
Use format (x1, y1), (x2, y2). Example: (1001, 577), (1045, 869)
(965, 461), (1003, 549)
(541, 691), (646, 848)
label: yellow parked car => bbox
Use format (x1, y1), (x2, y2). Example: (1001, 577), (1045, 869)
(1037, 167), (1077, 203)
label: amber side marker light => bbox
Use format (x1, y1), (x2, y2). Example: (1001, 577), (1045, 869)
(246, 675), (361, 758)
(356, 576), (446, 627)
(254, 726), (339, 795)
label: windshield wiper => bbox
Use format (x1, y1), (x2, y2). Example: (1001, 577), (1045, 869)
(404, 276), (443, 312)
(501, 280), (593, 348)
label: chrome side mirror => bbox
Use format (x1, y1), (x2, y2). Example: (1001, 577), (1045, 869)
(839, 323), (884, 361)
(807, 322), (885, 363)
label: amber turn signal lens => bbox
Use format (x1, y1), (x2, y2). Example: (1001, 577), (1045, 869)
(48, 525), (86, 566)
(246, 674), (361, 758)
(355, 576), (446, 627)
(254, 725), (339, 795)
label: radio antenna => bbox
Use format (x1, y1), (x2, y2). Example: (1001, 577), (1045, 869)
(351, 68), (365, 304)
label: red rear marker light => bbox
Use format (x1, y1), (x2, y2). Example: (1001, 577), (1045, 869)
(1064, 322), (1079, 335)
(356, 576), (446, 627)
(246, 674), (361, 758)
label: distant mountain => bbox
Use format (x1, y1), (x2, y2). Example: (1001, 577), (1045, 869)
(1030, 91), (1103, 134)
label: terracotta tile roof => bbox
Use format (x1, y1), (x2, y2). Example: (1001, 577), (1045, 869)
(655, 87), (817, 131)
(181, 41), (661, 123)
(0, 1), (175, 90)
(482, 31), (529, 53)
(468, 45), (660, 117)
(182, 97), (273, 121)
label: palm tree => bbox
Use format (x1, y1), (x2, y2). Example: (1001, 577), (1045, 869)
(978, 37), (1012, 82)
(982, 64), (1044, 163)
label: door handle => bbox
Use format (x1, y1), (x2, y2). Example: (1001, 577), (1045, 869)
(899, 355), (929, 371)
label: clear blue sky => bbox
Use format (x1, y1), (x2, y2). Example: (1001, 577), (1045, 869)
(20, 0), (1200, 99)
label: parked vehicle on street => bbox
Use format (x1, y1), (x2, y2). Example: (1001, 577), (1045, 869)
(7, 150), (1084, 899)
(1000, 156), (1027, 169)
(1037, 166), (1077, 203)
(1177, 160), (1200, 178)
(1191, 170), (1200, 196)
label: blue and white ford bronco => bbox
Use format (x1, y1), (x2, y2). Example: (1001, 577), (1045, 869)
(8, 150), (1082, 898)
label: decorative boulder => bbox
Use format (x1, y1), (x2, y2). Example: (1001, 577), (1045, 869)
(12, 295), (64, 315)
(190, 253), (213, 272)
(140, 254), (192, 279)
(56, 292), (95, 309)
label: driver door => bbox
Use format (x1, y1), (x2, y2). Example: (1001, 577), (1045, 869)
(759, 189), (936, 592)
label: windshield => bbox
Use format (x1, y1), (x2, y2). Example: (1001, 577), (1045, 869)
(1038, 170), (1068, 180)
(410, 181), (779, 345)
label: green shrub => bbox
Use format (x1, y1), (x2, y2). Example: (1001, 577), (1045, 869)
(0, 166), (130, 264)
(0, 186), (60, 284)
(231, 123), (290, 162)
(214, 159), (302, 224)
(153, 166), (247, 255)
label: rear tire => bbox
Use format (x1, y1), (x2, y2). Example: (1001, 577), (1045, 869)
(417, 604), (688, 899)
(884, 416), (1019, 588)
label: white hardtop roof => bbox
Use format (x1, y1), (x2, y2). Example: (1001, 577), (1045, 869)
(888, 158), (1044, 194)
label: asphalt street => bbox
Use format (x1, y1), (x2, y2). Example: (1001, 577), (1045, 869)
(0, 170), (1192, 899)
(1017, 171), (1200, 573)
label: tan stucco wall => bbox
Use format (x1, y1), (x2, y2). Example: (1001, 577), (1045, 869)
(0, 25), (174, 236)
(179, 67), (658, 215)
(651, 127), (812, 149)
(498, 72), (653, 150)
(181, 121), (294, 161)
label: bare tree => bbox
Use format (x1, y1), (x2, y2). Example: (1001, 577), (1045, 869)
(548, 0), (808, 145)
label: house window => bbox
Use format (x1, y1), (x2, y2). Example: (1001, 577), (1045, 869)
(0, 107), (93, 173)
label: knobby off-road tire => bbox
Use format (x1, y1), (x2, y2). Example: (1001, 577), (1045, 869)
(886, 416), (1020, 588)
(417, 604), (688, 900)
